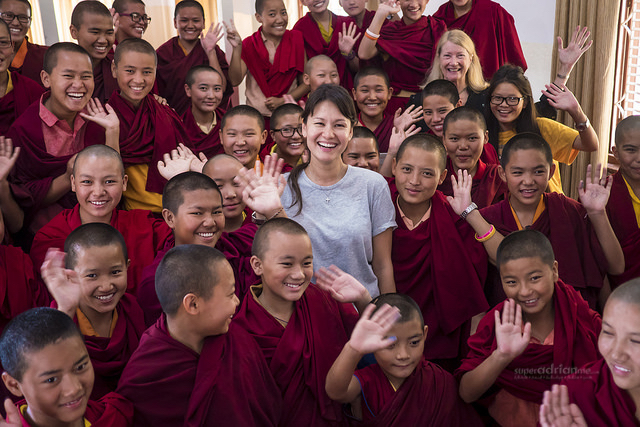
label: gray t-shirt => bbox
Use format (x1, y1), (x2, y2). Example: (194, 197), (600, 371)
(281, 166), (396, 298)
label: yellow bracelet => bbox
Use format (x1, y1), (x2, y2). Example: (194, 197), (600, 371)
(475, 225), (496, 242)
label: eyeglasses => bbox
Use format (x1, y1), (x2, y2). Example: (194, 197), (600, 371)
(490, 95), (525, 106)
(0, 12), (31, 24)
(273, 125), (303, 137)
(0, 40), (12, 49)
(119, 12), (151, 24)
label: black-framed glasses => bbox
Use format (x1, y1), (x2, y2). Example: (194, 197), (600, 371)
(273, 125), (303, 137)
(490, 95), (525, 106)
(0, 12), (30, 24)
(119, 12), (151, 24)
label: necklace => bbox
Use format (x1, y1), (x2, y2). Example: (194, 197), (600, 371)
(271, 314), (289, 325)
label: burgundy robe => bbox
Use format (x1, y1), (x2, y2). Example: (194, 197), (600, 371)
(0, 71), (44, 135)
(562, 358), (640, 427)
(606, 171), (640, 289)
(480, 192), (608, 308)
(359, 113), (394, 153)
(456, 280), (601, 404)
(234, 284), (358, 426)
(117, 315), (281, 426)
(109, 92), (191, 194)
(481, 142), (499, 165)
(434, 0), (527, 80)
(92, 52), (118, 105)
(10, 39), (48, 87)
(292, 12), (356, 90)
(354, 360), (482, 426)
(437, 159), (507, 208)
(391, 187), (488, 360)
(242, 28), (304, 99)
(156, 36), (233, 115)
(181, 106), (224, 158)
(30, 204), (172, 294)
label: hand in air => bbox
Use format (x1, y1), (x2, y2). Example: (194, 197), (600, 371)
(388, 124), (420, 154)
(539, 385), (588, 427)
(349, 304), (401, 354)
(542, 84), (579, 112)
(315, 265), (371, 304)
(0, 399), (21, 427)
(578, 163), (611, 215)
(79, 98), (120, 132)
(446, 169), (473, 216)
(235, 154), (286, 217)
(157, 143), (197, 180)
(40, 249), (82, 318)
(376, 0), (401, 17)
(0, 137), (19, 182)
(338, 22), (361, 56)
(494, 298), (531, 361)
(557, 26), (592, 70)
(190, 151), (209, 173)
(224, 20), (242, 49)
(393, 105), (423, 132)
(201, 22), (224, 53)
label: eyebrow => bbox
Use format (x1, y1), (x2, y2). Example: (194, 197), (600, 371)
(39, 355), (89, 377)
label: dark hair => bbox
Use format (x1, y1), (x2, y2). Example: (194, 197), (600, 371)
(288, 84), (357, 215)
(255, 0), (284, 14)
(0, 308), (82, 381)
(270, 103), (303, 130)
(43, 42), (92, 74)
(609, 277), (640, 307)
(64, 223), (128, 270)
(252, 217), (309, 258)
(114, 37), (156, 66)
(185, 64), (222, 87)
(0, 18), (11, 41)
(496, 229), (555, 270)
(485, 65), (540, 153)
(351, 126), (379, 152)
(71, 0), (112, 28)
(220, 104), (265, 132)
(0, 0), (31, 15)
(155, 244), (228, 316)
(422, 79), (459, 106)
(615, 115), (640, 145)
(73, 145), (124, 177)
(500, 132), (553, 170)
(443, 105), (487, 135)
(371, 293), (424, 328)
(354, 66), (390, 90)
(111, 0), (145, 14)
(395, 133), (446, 171)
(174, 0), (204, 19)
(162, 171), (222, 214)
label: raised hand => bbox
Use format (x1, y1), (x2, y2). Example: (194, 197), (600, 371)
(540, 385), (588, 427)
(315, 265), (370, 304)
(494, 299), (531, 360)
(79, 98), (120, 132)
(557, 26), (592, 70)
(0, 399), (21, 427)
(201, 22), (224, 54)
(542, 84), (579, 113)
(349, 304), (401, 354)
(388, 124), (419, 154)
(235, 154), (286, 217)
(578, 163), (611, 215)
(157, 143), (196, 180)
(338, 22), (361, 56)
(376, 0), (401, 17)
(265, 96), (285, 112)
(190, 151), (208, 173)
(224, 20), (242, 49)
(393, 105), (423, 132)
(0, 137), (19, 182)
(446, 169), (473, 216)
(40, 249), (82, 319)
(153, 94), (169, 106)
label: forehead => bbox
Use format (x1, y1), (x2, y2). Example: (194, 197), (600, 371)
(75, 153), (122, 174)
(205, 158), (242, 179)
(617, 128), (640, 146)
(0, 0), (29, 13)
(348, 137), (377, 151)
(74, 244), (126, 267)
(23, 336), (87, 375)
(388, 317), (423, 337)
(311, 60), (338, 74)
(423, 94), (454, 108)
(121, 2), (145, 13)
(223, 114), (262, 130)
(501, 255), (551, 272)
(51, 51), (93, 73)
(176, 6), (203, 18)
(505, 148), (548, 167)
(78, 12), (113, 29)
(117, 50), (155, 67)
(192, 70), (223, 85)
(398, 146), (441, 166)
(262, 0), (286, 10)
(493, 82), (521, 95)
(273, 112), (301, 127)
(603, 298), (640, 326)
(264, 230), (312, 254)
(446, 118), (483, 133)
(357, 74), (387, 88)
(440, 41), (467, 54)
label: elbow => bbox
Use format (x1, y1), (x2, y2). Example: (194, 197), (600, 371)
(609, 260), (626, 276)
(325, 382), (348, 404)
(357, 46), (375, 61)
(458, 377), (479, 404)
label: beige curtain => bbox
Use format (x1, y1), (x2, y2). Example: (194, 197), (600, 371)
(552, 0), (621, 198)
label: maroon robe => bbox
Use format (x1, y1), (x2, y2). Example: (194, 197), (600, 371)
(359, 113), (394, 153)
(292, 12), (356, 90)
(109, 92), (191, 194)
(30, 205), (171, 294)
(434, 0), (527, 80)
(117, 315), (281, 426)
(562, 358), (640, 427)
(481, 141), (499, 165)
(241, 28), (304, 99)
(234, 284), (358, 426)
(480, 192), (608, 308)
(156, 36), (233, 115)
(391, 187), (488, 360)
(0, 71), (44, 135)
(438, 159), (507, 208)
(180, 106), (224, 158)
(92, 52), (118, 105)
(354, 360), (483, 426)
(606, 171), (640, 289)
(455, 280), (601, 404)
(10, 39), (48, 88)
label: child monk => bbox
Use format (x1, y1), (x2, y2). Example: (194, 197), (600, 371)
(224, 0), (307, 118)
(326, 293), (483, 425)
(109, 37), (190, 213)
(342, 126), (380, 172)
(111, 0), (149, 44)
(8, 42), (120, 233)
(389, 134), (488, 369)
(220, 105), (267, 170)
(457, 229), (602, 427)
(438, 106), (507, 208)
(117, 244), (282, 426)
(156, 0), (231, 115)
(303, 54), (340, 94)
(30, 145), (172, 294)
(70, 1), (117, 105)
(340, 0), (375, 32)
(0, 307), (133, 426)
(233, 217), (372, 426)
(606, 116), (640, 289)
(265, 103), (304, 172)
(41, 223), (145, 400)
(2, 0), (47, 86)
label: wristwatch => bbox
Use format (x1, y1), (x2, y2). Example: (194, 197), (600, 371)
(575, 118), (590, 132)
(460, 202), (478, 220)
(251, 211), (267, 225)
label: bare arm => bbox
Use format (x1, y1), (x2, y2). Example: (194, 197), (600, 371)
(43, 154), (76, 207)
(553, 26), (592, 87)
(201, 23), (229, 91)
(371, 228), (395, 294)
(224, 20), (247, 86)
(357, 1), (400, 60)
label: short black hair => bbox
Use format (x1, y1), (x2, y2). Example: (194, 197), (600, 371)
(351, 126), (379, 150)
(270, 103), (303, 131)
(395, 133), (446, 171)
(443, 105), (487, 135)
(255, 0), (285, 14)
(71, 0), (112, 29)
(64, 223), (128, 270)
(251, 217), (309, 259)
(0, 0), (31, 15)
(111, 0), (145, 14)
(496, 229), (555, 270)
(162, 171), (222, 214)
(185, 64), (222, 87)
(615, 115), (640, 146)
(500, 132), (553, 170)
(0, 308), (82, 381)
(221, 104), (265, 132)
(114, 37), (156, 66)
(43, 42), (92, 74)
(73, 144), (124, 177)
(422, 79), (459, 106)
(353, 66), (390, 90)
(174, 0), (204, 19)
(371, 293), (424, 328)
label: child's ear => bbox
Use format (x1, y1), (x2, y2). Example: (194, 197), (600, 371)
(69, 24), (79, 40)
(498, 165), (507, 183)
(250, 255), (264, 276)
(184, 83), (192, 98)
(391, 156), (397, 176)
(182, 293), (199, 315)
(423, 325), (428, 339)
(40, 70), (51, 89)
(612, 145), (619, 160)
(438, 168), (447, 185)
(302, 73), (310, 87)
(122, 174), (128, 192)
(255, 12), (263, 24)
(261, 129), (268, 143)
(1, 372), (23, 398)
(70, 174), (77, 193)
(456, 98), (463, 107)
(548, 162), (557, 180)
(111, 60), (117, 79)
(483, 130), (489, 144)
(351, 87), (357, 101)
(551, 260), (559, 282)
(162, 208), (176, 229)
(388, 86), (394, 98)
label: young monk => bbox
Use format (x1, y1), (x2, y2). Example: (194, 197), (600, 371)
(234, 218), (370, 426)
(30, 145), (171, 294)
(224, 0), (307, 119)
(109, 37), (190, 213)
(220, 104), (267, 170)
(606, 116), (640, 289)
(326, 293), (483, 425)
(265, 103), (304, 172)
(8, 42), (120, 233)
(303, 54), (340, 94)
(117, 244), (281, 426)
(457, 229), (602, 427)
(389, 134), (488, 369)
(40, 223), (145, 400)
(438, 106), (507, 208)
(0, 307), (133, 426)
(1, 0), (47, 86)
(358, 0), (446, 114)
(111, 0), (149, 44)
(156, 0), (231, 116)
(342, 126), (380, 172)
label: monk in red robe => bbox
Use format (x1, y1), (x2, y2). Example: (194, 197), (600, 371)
(434, 0), (527, 80)
(117, 245), (282, 426)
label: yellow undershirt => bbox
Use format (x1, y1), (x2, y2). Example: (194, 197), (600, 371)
(316, 18), (333, 44)
(123, 164), (163, 212)
(76, 308), (119, 338)
(622, 175), (640, 228)
(510, 197), (546, 230)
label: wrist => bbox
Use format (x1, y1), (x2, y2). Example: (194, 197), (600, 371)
(345, 340), (365, 357)
(585, 208), (606, 217)
(491, 348), (514, 366)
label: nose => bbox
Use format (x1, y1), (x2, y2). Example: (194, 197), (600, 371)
(356, 156), (367, 168)
(321, 125), (335, 138)
(61, 372), (83, 398)
(396, 343), (410, 360)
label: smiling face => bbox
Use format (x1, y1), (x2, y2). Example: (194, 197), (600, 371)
(196, 260), (239, 336)
(256, 0), (288, 40)
(613, 129), (640, 187)
(71, 13), (114, 62)
(423, 94), (455, 137)
(185, 69), (224, 115)
(301, 0), (328, 14)
(342, 137), (380, 172)
(163, 188), (225, 247)
(352, 74), (392, 120)
(392, 146), (446, 207)
(439, 41), (471, 86)
(0, 0), (30, 45)
(272, 112), (305, 159)
(204, 156), (246, 222)
(116, 2), (147, 40)
(303, 59), (340, 93)
(112, 50), (155, 108)
(303, 100), (353, 165)
(0, 22), (13, 73)
(174, 6), (204, 43)
(500, 256), (557, 320)
(443, 118), (486, 176)
(41, 51), (94, 120)
(490, 82), (526, 131)
(220, 115), (266, 169)
(500, 148), (554, 210)
(398, 0), (427, 25)
(339, 0), (366, 18)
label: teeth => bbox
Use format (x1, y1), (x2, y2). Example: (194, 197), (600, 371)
(234, 150), (248, 155)
(615, 365), (631, 373)
(95, 294), (114, 301)
(285, 283), (302, 288)
(197, 232), (214, 237)
(90, 201), (107, 206)
(68, 93), (84, 99)
(318, 142), (337, 148)
(289, 143), (302, 147)
(9, 29), (19, 33)
(131, 86), (144, 91)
